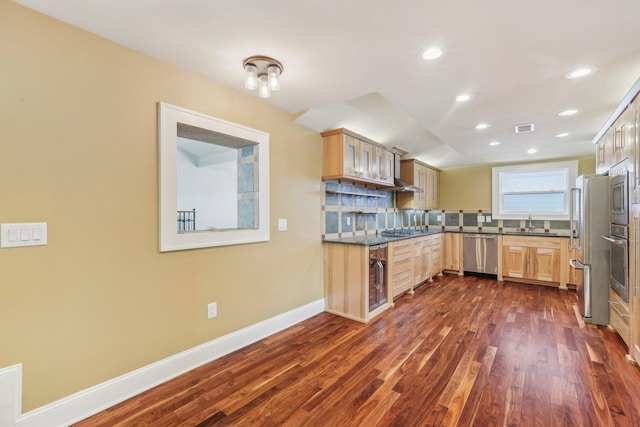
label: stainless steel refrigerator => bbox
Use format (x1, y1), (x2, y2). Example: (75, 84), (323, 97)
(569, 174), (610, 325)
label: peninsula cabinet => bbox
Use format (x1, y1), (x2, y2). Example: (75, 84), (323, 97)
(321, 128), (395, 187)
(396, 159), (440, 210)
(389, 239), (414, 298)
(501, 235), (563, 286)
(323, 242), (393, 323)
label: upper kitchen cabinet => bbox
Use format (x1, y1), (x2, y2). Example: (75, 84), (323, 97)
(595, 128), (613, 175)
(594, 78), (640, 179)
(396, 159), (440, 210)
(321, 128), (395, 187)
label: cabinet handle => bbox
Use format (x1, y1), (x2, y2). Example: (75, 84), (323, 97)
(609, 300), (630, 318)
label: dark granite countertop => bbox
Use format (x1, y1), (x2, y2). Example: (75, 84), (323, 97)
(322, 229), (569, 246)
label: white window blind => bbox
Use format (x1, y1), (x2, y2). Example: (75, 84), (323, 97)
(492, 161), (577, 219)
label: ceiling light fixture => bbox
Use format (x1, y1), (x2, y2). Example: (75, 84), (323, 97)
(555, 132), (570, 138)
(456, 94), (471, 102)
(558, 109), (578, 116)
(527, 148), (537, 154)
(476, 123), (489, 130)
(565, 67), (596, 79)
(422, 47), (443, 60)
(243, 56), (283, 99)
(488, 141), (501, 146)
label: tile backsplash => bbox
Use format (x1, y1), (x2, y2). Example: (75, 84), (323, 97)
(321, 181), (572, 239)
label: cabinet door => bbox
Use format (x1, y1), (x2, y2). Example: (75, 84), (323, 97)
(443, 233), (461, 272)
(343, 134), (359, 178)
(503, 245), (526, 278)
(530, 247), (560, 282)
(413, 240), (424, 286)
(416, 164), (427, 209)
(381, 149), (394, 185)
(425, 168), (440, 209)
(596, 130), (612, 175)
(632, 98), (640, 203)
(360, 141), (374, 181)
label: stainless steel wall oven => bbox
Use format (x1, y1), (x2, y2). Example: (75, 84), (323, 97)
(602, 224), (629, 303)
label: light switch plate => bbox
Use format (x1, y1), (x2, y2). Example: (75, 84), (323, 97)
(477, 215), (485, 223)
(1, 223), (47, 248)
(278, 218), (288, 231)
(485, 216), (492, 223)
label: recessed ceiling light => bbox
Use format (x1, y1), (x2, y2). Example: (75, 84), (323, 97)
(456, 94), (471, 102)
(488, 141), (501, 146)
(527, 148), (537, 154)
(422, 47), (443, 60)
(555, 132), (570, 138)
(558, 109), (578, 116)
(475, 123), (489, 130)
(565, 67), (596, 79)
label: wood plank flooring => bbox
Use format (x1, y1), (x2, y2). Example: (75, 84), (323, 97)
(74, 274), (640, 426)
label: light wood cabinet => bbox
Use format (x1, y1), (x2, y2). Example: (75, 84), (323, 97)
(321, 128), (395, 187)
(610, 288), (631, 348)
(430, 233), (443, 277)
(631, 95), (640, 204)
(396, 159), (440, 210)
(389, 239), (414, 298)
(595, 129), (612, 175)
(501, 235), (562, 285)
(323, 243), (393, 323)
(412, 236), (429, 286)
(443, 232), (463, 274)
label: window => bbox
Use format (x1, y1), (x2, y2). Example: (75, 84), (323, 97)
(492, 161), (578, 220)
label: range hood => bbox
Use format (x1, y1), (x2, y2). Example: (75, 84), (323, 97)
(391, 154), (422, 192)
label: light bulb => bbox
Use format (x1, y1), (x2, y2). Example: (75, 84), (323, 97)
(258, 75), (271, 98)
(267, 65), (280, 91)
(244, 64), (257, 90)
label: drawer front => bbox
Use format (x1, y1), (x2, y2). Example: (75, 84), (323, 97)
(609, 290), (630, 346)
(392, 270), (413, 295)
(392, 251), (413, 268)
(391, 240), (413, 255)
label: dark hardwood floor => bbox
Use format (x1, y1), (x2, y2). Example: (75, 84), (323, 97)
(75, 274), (640, 426)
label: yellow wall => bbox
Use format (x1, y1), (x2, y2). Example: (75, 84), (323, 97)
(0, 3), (323, 411)
(439, 156), (596, 210)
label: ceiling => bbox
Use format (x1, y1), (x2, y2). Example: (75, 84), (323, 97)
(14, 0), (640, 169)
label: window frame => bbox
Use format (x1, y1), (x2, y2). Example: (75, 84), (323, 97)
(491, 161), (578, 220)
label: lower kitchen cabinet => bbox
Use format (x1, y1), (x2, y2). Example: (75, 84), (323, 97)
(443, 232), (463, 274)
(610, 288), (631, 348)
(413, 236), (430, 286)
(323, 243), (392, 323)
(430, 233), (443, 278)
(501, 236), (563, 286)
(389, 239), (414, 298)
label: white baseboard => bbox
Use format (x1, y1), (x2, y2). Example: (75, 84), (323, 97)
(5, 298), (324, 427)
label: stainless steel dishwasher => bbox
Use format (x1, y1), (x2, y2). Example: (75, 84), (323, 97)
(463, 234), (498, 275)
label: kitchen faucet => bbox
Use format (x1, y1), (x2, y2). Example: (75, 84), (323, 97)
(528, 212), (535, 233)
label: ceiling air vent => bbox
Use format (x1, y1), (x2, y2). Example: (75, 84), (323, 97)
(515, 123), (535, 133)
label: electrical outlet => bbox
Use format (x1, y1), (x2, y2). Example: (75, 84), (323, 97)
(477, 215), (485, 223)
(207, 302), (217, 319)
(437, 215), (442, 221)
(485, 216), (491, 223)
(347, 216), (351, 226)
